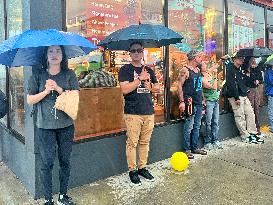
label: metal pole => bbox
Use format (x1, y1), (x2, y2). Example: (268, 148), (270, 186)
(62, 0), (67, 31)
(3, 0), (10, 128)
(163, 0), (170, 122)
(223, 0), (230, 112)
(265, 7), (268, 47)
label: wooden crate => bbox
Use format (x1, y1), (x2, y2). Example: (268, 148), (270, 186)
(74, 87), (126, 139)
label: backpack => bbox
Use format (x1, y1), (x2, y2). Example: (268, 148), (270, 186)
(0, 90), (8, 118)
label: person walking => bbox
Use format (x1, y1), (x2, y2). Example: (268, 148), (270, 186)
(225, 54), (263, 143)
(118, 42), (159, 186)
(27, 46), (79, 205)
(178, 50), (207, 159)
(201, 61), (223, 150)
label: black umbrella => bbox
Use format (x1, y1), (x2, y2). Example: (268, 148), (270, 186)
(236, 46), (273, 57)
(98, 24), (183, 50)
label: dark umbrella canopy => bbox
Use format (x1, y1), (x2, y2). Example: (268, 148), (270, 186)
(236, 46), (273, 57)
(98, 24), (183, 50)
(0, 29), (97, 67)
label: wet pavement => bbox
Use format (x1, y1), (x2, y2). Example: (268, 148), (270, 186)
(1, 133), (273, 205)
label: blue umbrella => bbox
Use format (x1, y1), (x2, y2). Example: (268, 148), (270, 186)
(98, 24), (183, 50)
(0, 29), (97, 67)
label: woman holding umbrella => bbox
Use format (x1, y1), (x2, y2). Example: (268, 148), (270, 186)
(27, 45), (78, 205)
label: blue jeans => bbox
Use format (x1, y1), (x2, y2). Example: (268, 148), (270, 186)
(204, 100), (219, 144)
(268, 96), (273, 132)
(183, 104), (203, 151)
(38, 125), (74, 201)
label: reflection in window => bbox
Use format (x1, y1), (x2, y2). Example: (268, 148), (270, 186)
(9, 68), (24, 135)
(228, 0), (265, 53)
(168, 0), (224, 119)
(7, 0), (24, 135)
(66, 0), (164, 139)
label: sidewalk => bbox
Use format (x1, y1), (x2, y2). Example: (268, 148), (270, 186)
(1, 134), (273, 205)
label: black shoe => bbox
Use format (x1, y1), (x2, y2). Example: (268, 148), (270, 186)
(57, 194), (75, 205)
(129, 170), (141, 186)
(138, 167), (155, 182)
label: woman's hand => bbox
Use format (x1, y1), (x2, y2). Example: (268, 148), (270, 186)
(46, 79), (63, 94)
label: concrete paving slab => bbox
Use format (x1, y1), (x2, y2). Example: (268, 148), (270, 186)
(1, 134), (273, 205)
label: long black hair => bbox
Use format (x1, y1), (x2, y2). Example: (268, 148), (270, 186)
(41, 45), (68, 70)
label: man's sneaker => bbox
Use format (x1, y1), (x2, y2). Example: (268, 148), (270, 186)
(57, 194), (75, 205)
(138, 167), (155, 182)
(192, 148), (207, 155)
(204, 143), (213, 151)
(250, 134), (264, 144)
(184, 150), (194, 159)
(129, 170), (141, 186)
(44, 199), (54, 205)
(213, 141), (223, 149)
(241, 136), (251, 143)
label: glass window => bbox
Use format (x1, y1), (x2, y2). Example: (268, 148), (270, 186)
(0, 0), (7, 124)
(267, 10), (273, 48)
(66, 0), (164, 140)
(7, 0), (24, 136)
(168, 0), (225, 119)
(228, 0), (265, 53)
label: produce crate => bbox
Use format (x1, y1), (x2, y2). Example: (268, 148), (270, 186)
(74, 87), (126, 140)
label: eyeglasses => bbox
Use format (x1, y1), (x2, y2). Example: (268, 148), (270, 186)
(129, 48), (143, 54)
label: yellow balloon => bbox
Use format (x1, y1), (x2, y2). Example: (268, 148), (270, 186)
(170, 152), (189, 171)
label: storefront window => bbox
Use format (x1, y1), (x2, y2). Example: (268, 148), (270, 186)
(66, 0), (164, 140)
(267, 9), (273, 48)
(168, 0), (224, 119)
(0, 0), (6, 124)
(7, 0), (24, 136)
(228, 0), (265, 53)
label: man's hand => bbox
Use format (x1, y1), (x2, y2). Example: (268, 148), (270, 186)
(221, 54), (230, 60)
(179, 102), (185, 112)
(144, 81), (152, 91)
(235, 100), (240, 106)
(139, 67), (150, 81)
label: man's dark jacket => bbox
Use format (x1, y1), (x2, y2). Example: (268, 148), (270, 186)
(226, 61), (249, 101)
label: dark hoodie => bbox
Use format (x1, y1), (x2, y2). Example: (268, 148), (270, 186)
(225, 60), (249, 100)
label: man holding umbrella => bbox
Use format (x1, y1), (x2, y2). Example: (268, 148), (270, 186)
(118, 42), (160, 186)
(99, 23), (182, 185)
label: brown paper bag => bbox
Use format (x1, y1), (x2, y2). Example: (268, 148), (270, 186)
(54, 91), (79, 120)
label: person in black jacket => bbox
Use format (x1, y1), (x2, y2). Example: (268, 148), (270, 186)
(225, 54), (262, 143)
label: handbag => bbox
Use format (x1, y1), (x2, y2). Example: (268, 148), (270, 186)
(54, 91), (79, 120)
(180, 97), (193, 119)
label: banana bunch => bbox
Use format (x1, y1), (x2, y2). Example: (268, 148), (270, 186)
(79, 70), (117, 88)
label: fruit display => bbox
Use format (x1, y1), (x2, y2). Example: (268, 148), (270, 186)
(78, 70), (117, 88)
